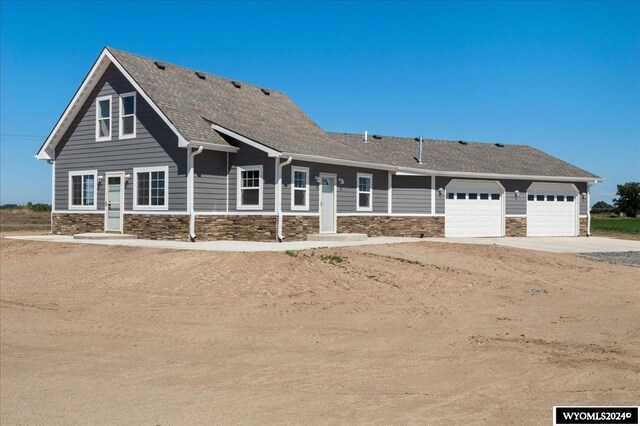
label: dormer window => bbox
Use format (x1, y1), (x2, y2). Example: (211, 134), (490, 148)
(119, 92), (136, 139)
(95, 95), (112, 141)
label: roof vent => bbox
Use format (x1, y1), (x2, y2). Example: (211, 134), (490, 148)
(458, 140), (468, 145)
(495, 143), (505, 147)
(231, 81), (241, 88)
(261, 88), (270, 95)
(372, 135), (382, 140)
(154, 61), (166, 70)
(195, 71), (206, 80)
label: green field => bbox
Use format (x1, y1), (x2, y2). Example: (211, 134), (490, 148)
(591, 218), (640, 235)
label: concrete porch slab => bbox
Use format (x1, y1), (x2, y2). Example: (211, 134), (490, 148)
(307, 233), (367, 242)
(74, 233), (137, 240)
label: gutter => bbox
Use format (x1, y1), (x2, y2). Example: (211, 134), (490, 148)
(276, 156), (293, 241)
(188, 145), (204, 240)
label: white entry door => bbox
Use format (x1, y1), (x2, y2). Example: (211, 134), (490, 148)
(445, 180), (504, 237)
(319, 174), (336, 233)
(105, 173), (123, 232)
(527, 183), (578, 237)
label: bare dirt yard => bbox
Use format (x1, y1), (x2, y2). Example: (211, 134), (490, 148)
(1, 236), (638, 424)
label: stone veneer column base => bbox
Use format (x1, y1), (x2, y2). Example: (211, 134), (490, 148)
(52, 213), (104, 235)
(337, 215), (444, 238)
(579, 217), (588, 236)
(505, 216), (527, 237)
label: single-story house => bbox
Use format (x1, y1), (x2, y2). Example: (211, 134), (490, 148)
(36, 47), (602, 241)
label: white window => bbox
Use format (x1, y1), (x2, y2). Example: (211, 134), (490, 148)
(357, 173), (372, 211)
(291, 166), (309, 210)
(95, 95), (112, 141)
(133, 166), (169, 210)
(68, 170), (98, 210)
(119, 92), (136, 139)
(237, 165), (263, 210)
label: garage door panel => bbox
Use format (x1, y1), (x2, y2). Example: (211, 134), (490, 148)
(527, 183), (577, 237)
(445, 181), (503, 237)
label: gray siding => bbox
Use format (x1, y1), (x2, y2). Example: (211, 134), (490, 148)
(282, 161), (388, 214)
(391, 175), (431, 214)
(576, 182), (588, 215)
(194, 150), (228, 211)
(55, 64), (186, 211)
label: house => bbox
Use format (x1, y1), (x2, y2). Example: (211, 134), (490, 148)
(36, 47), (602, 241)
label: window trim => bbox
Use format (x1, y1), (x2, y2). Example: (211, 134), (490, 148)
(95, 95), (112, 141)
(356, 172), (373, 212)
(118, 91), (137, 140)
(237, 165), (263, 210)
(290, 166), (309, 211)
(68, 170), (98, 210)
(133, 166), (169, 211)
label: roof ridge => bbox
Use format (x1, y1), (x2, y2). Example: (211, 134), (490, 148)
(106, 46), (284, 95)
(329, 131), (530, 147)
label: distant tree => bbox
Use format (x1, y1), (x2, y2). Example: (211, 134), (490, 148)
(613, 182), (640, 218)
(26, 203), (52, 212)
(590, 201), (615, 214)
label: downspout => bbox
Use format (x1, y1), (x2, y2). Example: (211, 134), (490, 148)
(188, 145), (204, 241)
(48, 159), (55, 234)
(277, 156), (293, 241)
(586, 181), (593, 237)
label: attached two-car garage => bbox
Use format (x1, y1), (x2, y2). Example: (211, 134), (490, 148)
(443, 180), (580, 237)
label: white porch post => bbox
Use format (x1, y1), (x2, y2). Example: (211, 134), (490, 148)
(387, 172), (392, 214)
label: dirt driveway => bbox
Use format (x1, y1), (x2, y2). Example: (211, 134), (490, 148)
(1, 237), (638, 424)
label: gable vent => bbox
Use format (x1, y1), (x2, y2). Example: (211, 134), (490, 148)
(231, 81), (241, 88)
(154, 61), (166, 70)
(458, 140), (468, 145)
(261, 88), (270, 95)
(195, 71), (206, 80)
(372, 135), (382, 139)
(495, 143), (504, 147)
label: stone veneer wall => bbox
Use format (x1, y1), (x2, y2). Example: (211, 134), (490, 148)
(282, 216), (320, 241)
(580, 217), (588, 236)
(337, 215), (444, 238)
(195, 215), (278, 242)
(124, 214), (190, 241)
(505, 216), (527, 237)
(52, 213), (104, 235)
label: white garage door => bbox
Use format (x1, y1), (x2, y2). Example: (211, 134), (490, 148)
(445, 180), (504, 237)
(527, 183), (578, 237)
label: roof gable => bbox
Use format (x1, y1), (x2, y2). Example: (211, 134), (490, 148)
(36, 47), (190, 160)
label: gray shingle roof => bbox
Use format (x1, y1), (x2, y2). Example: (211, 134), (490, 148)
(108, 48), (382, 164)
(108, 47), (600, 180)
(330, 132), (601, 178)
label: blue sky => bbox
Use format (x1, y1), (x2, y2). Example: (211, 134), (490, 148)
(1, 1), (638, 205)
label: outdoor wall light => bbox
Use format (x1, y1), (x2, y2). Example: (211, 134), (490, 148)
(338, 177), (344, 185)
(97, 175), (104, 182)
(438, 187), (444, 197)
(514, 189), (520, 198)
(314, 175), (321, 183)
(581, 192), (587, 200)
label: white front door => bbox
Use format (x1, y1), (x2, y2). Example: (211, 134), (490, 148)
(319, 174), (336, 233)
(105, 173), (123, 232)
(527, 183), (578, 237)
(445, 180), (504, 237)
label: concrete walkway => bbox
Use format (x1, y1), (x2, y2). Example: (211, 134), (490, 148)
(5, 235), (638, 253)
(422, 236), (640, 253)
(5, 235), (421, 252)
